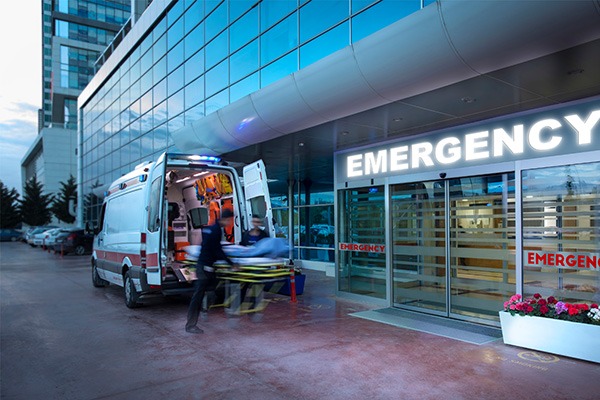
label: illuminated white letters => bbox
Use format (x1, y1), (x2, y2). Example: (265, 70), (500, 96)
(493, 125), (524, 156)
(365, 150), (387, 175)
(390, 146), (409, 171)
(565, 110), (600, 145)
(411, 142), (434, 168)
(343, 106), (599, 179)
(435, 137), (461, 164)
(347, 154), (363, 177)
(465, 131), (489, 160)
(529, 119), (562, 150)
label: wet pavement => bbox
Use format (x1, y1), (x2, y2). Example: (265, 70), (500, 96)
(1, 241), (599, 400)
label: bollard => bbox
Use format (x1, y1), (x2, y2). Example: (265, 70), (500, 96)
(289, 269), (297, 304)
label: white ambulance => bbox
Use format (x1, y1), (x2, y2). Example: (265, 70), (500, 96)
(91, 153), (275, 308)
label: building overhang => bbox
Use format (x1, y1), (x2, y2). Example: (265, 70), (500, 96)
(171, 0), (600, 155)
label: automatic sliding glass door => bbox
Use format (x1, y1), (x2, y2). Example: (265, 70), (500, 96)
(391, 173), (516, 324)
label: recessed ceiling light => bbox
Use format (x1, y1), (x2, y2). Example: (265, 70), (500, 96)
(340, 131), (349, 136)
(461, 97), (476, 103)
(393, 117), (403, 122)
(298, 142), (304, 147)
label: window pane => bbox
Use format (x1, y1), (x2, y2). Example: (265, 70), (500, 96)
(168, 89), (185, 118)
(261, 50), (297, 88)
(185, 75), (205, 109)
(261, 13), (298, 66)
(153, 78), (167, 106)
(184, 22), (204, 60)
(205, 1), (227, 41)
(352, 0), (420, 42)
(206, 29), (228, 68)
(299, 0), (347, 43)
(230, 40), (258, 83)
(300, 21), (348, 68)
(153, 55), (167, 83)
(261, 0), (296, 32)
(522, 162), (600, 304)
(168, 65), (184, 97)
(205, 59), (229, 97)
(230, 72), (258, 102)
(352, 0), (377, 14)
(205, 89), (228, 116)
(185, 0), (204, 31)
(230, 0), (256, 22)
(167, 41), (184, 73)
(185, 101), (205, 125)
(230, 5), (258, 53)
(185, 49), (204, 84)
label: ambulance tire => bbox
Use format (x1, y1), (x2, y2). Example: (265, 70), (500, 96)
(92, 260), (109, 288)
(124, 271), (140, 308)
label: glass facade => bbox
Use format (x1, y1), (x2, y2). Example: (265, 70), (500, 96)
(55, 0), (130, 25)
(81, 0), (424, 245)
(60, 45), (99, 90)
(55, 20), (118, 46)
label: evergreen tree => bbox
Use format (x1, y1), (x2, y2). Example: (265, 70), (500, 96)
(0, 180), (21, 228)
(19, 175), (54, 226)
(51, 175), (77, 223)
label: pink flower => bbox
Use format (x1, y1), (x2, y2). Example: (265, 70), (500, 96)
(533, 293), (542, 299)
(509, 304), (516, 310)
(540, 305), (549, 314)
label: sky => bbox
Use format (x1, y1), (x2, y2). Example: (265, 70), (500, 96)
(0, 0), (41, 194)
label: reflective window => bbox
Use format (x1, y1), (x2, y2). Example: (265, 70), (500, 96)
(352, 0), (420, 42)
(185, 75), (205, 109)
(55, 20), (116, 46)
(300, 22), (349, 68)
(230, 72), (258, 103)
(352, 0), (377, 14)
(299, 0), (347, 43)
(261, 50), (297, 88)
(153, 78), (167, 106)
(185, 49), (204, 84)
(205, 89), (228, 115)
(261, 13), (298, 66)
(230, 40), (258, 83)
(206, 30), (228, 68)
(205, 59), (229, 97)
(522, 162), (600, 304)
(153, 124), (168, 152)
(153, 55), (167, 82)
(167, 41), (185, 73)
(184, 22), (205, 60)
(205, 1), (227, 41)
(168, 65), (185, 97)
(230, 0), (256, 22)
(185, 0), (204, 30)
(185, 101), (205, 125)
(168, 15), (185, 49)
(59, 45), (99, 90)
(153, 33), (167, 61)
(261, 0), (296, 32)
(167, 0), (185, 25)
(168, 89), (185, 118)
(230, 6), (258, 53)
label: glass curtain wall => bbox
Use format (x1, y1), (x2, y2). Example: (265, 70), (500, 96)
(522, 161), (600, 304)
(81, 0), (424, 227)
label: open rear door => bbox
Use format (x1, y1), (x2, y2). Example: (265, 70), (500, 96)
(145, 155), (166, 286)
(243, 160), (275, 238)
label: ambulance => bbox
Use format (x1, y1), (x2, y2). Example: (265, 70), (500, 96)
(91, 153), (275, 308)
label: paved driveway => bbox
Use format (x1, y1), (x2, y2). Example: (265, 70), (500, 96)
(1, 242), (599, 400)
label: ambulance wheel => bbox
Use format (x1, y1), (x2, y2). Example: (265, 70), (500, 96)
(92, 260), (109, 288)
(124, 271), (140, 308)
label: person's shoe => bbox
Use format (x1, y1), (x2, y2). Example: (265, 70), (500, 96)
(185, 326), (204, 334)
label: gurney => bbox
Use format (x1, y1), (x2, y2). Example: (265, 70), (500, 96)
(173, 243), (299, 317)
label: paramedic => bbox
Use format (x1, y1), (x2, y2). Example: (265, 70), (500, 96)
(240, 214), (269, 246)
(185, 208), (238, 334)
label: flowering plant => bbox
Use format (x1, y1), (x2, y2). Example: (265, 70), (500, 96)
(503, 293), (600, 325)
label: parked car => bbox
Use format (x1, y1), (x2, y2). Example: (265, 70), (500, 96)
(31, 228), (60, 248)
(26, 227), (56, 247)
(53, 229), (94, 255)
(0, 229), (22, 242)
(43, 228), (63, 250)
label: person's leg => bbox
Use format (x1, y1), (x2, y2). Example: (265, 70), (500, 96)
(186, 270), (208, 331)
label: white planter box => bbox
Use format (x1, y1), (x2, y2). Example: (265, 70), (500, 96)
(499, 311), (600, 363)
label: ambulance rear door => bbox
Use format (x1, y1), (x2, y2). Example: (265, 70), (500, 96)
(242, 160), (275, 238)
(145, 154), (166, 286)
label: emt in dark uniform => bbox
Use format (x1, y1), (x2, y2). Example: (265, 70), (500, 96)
(186, 208), (237, 334)
(240, 214), (269, 246)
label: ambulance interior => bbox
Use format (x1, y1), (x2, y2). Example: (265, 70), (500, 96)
(163, 167), (238, 265)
